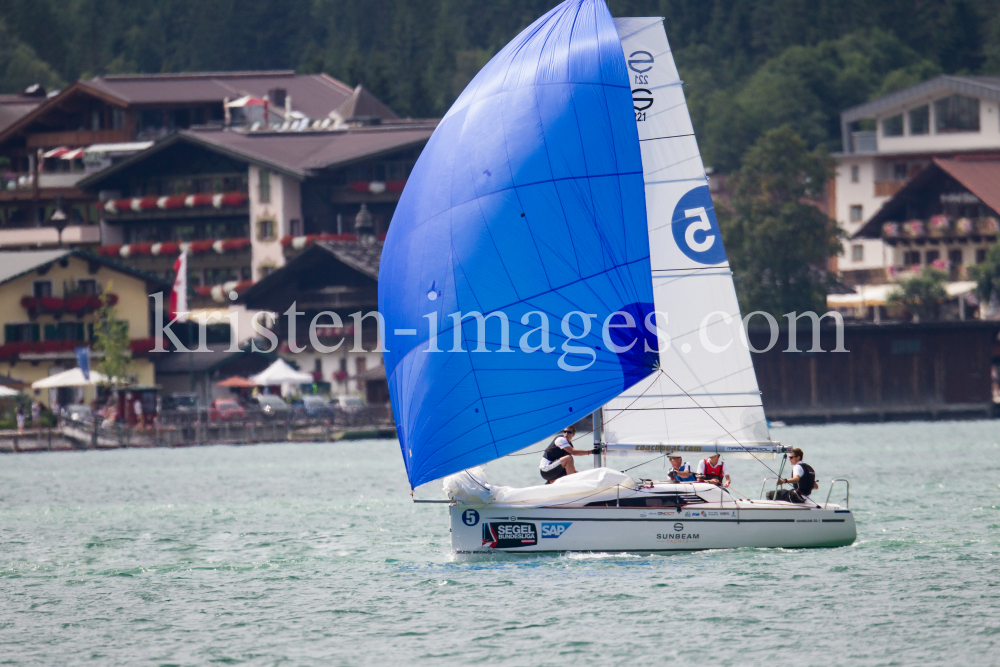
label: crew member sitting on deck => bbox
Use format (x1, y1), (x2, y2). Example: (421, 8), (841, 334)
(770, 448), (818, 503)
(666, 455), (697, 482)
(539, 425), (595, 484)
(697, 453), (731, 488)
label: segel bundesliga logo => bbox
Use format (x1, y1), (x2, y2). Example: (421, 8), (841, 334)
(482, 522), (537, 548)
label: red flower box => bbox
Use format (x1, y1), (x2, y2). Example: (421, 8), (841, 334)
(157, 241), (179, 255)
(97, 245), (122, 257)
(39, 296), (64, 313)
(189, 240), (214, 254)
(160, 195), (186, 209)
(280, 235), (294, 247)
(221, 238), (250, 252)
(131, 242), (154, 256)
(64, 295), (90, 314)
(219, 192), (248, 207)
(129, 338), (156, 353)
(188, 194), (214, 208)
(20, 296), (38, 311)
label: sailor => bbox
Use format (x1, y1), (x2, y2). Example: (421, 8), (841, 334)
(667, 455), (697, 483)
(775, 448), (817, 503)
(697, 453), (731, 487)
(539, 425), (595, 484)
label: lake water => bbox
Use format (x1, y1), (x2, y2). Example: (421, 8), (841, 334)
(2, 421), (998, 666)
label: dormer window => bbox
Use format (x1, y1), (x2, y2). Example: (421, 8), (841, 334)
(882, 114), (903, 137)
(909, 105), (929, 135)
(934, 95), (979, 133)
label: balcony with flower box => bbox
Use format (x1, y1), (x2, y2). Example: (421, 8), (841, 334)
(880, 216), (999, 246)
(0, 337), (156, 361)
(101, 191), (249, 221)
(95, 237), (251, 260)
(20, 293), (118, 320)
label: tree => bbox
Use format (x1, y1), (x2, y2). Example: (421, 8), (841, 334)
(721, 125), (842, 317)
(887, 266), (948, 321)
(92, 281), (134, 387)
(968, 242), (1000, 311)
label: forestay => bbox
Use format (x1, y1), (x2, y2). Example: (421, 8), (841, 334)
(601, 18), (771, 448)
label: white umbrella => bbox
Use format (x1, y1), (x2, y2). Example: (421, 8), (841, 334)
(250, 359), (313, 386)
(0, 385), (19, 396)
(32, 368), (109, 389)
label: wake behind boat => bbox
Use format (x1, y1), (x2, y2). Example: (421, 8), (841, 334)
(378, 0), (856, 553)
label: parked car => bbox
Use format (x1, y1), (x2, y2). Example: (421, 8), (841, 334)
(208, 397), (245, 422)
(333, 394), (366, 413)
(161, 393), (200, 412)
(293, 395), (333, 419)
(255, 395), (290, 418)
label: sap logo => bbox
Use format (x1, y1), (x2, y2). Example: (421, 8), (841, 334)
(461, 509), (480, 526)
(671, 185), (727, 265)
(541, 522), (572, 539)
(628, 51), (654, 73)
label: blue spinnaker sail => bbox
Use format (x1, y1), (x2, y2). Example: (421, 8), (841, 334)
(380, 0), (655, 488)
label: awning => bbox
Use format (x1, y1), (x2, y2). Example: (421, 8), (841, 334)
(249, 358), (312, 386)
(41, 147), (84, 159)
(0, 385), (20, 396)
(216, 375), (256, 388)
(85, 141), (154, 154)
(827, 281), (977, 308)
(227, 95), (267, 108)
(32, 368), (109, 388)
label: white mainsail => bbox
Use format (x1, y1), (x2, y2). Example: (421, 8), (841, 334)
(603, 18), (770, 448)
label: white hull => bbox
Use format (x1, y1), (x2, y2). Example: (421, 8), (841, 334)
(450, 502), (856, 553)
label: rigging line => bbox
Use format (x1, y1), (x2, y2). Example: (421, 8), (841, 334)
(502, 368), (663, 459)
(656, 365), (781, 478)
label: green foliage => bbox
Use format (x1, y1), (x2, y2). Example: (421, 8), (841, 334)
(887, 267), (949, 321)
(968, 242), (1000, 303)
(689, 30), (940, 171)
(721, 126), (842, 317)
(92, 281), (133, 388)
(0, 0), (998, 156)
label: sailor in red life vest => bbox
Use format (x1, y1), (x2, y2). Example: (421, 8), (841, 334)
(696, 453), (731, 488)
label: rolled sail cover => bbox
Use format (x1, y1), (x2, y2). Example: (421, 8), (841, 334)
(380, 0), (656, 488)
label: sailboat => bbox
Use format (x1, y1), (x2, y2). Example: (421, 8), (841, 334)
(379, 0), (855, 552)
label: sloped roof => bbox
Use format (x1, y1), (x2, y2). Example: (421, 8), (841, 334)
(237, 240), (381, 308)
(0, 96), (42, 134)
(314, 239), (381, 280)
(842, 75), (1000, 124)
(78, 124), (436, 186)
(933, 157), (1000, 214)
(853, 156), (1000, 238)
(334, 85), (399, 120)
(84, 71), (356, 120)
(0, 71), (403, 148)
(0, 249), (169, 288)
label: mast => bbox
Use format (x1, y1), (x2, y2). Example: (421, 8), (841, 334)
(592, 407), (603, 468)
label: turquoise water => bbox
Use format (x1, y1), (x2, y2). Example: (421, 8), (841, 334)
(1, 421), (998, 666)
